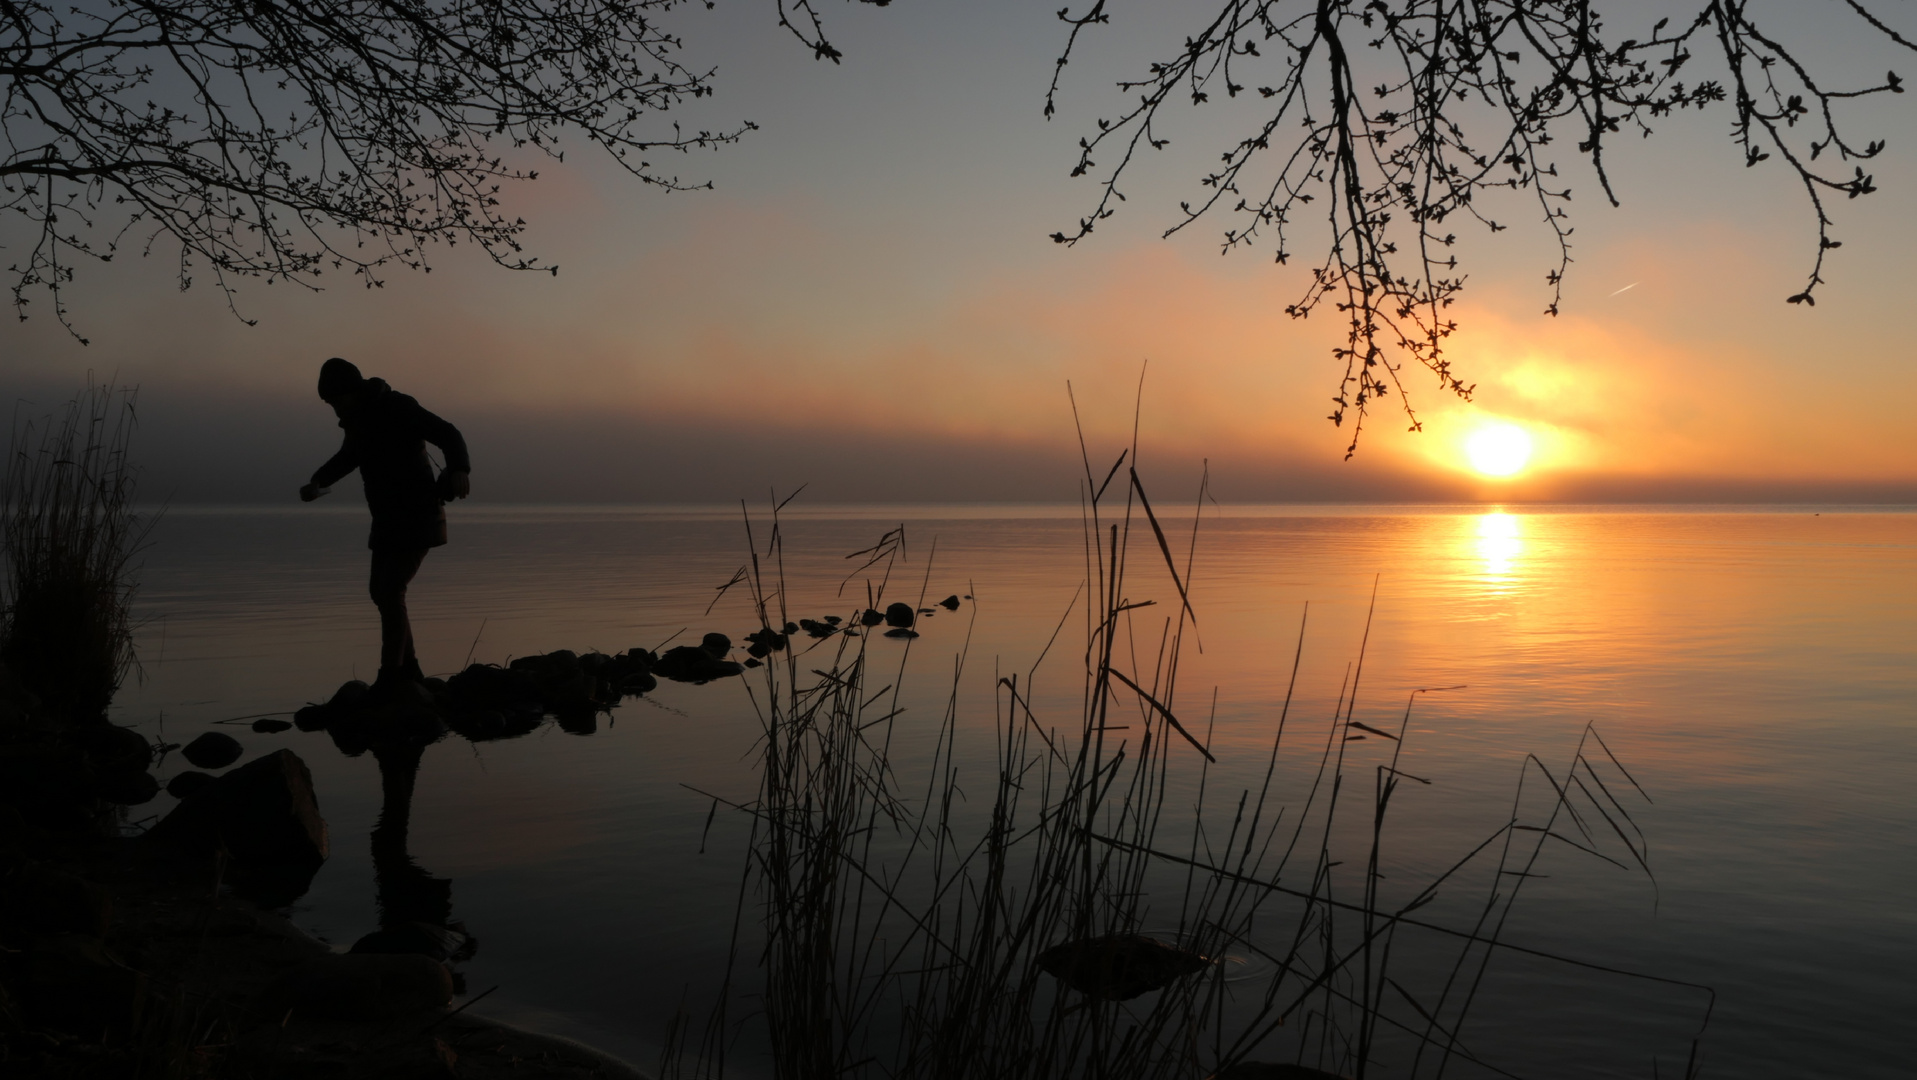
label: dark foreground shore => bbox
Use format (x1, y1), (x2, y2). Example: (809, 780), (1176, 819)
(0, 663), (649, 1080)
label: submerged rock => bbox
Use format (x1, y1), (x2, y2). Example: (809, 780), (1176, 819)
(166, 770), (215, 800)
(799, 618), (838, 639)
(181, 731), (243, 770)
(653, 645), (744, 684)
(96, 768), (159, 806)
(939, 594), (962, 610)
(252, 717), (293, 734)
(263, 952), (453, 1020)
(350, 921), (475, 964)
(1036, 933), (1210, 1001)
(293, 704), (330, 731)
(859, 608), (885, 627)
(80, 723), (152, 773)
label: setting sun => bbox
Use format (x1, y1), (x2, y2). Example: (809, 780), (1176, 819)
(1466, 423), (1534, 477)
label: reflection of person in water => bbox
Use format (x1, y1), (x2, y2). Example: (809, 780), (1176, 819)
(301, 358), (470, 696)
(358, 740), (475, 966)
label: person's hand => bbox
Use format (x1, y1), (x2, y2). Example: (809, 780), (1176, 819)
(438, 470), (470, 501)
(299, 483), (328, 502)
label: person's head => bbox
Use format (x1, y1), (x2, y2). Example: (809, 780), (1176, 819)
(316, 357), (366, 405)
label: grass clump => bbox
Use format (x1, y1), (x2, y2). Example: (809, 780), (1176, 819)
(1, 381), (150, 721)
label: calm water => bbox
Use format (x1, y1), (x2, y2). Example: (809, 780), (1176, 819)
(114, 505), (1917, 1078)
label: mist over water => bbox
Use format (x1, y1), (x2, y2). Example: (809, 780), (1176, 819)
(115, 505), (1917, 1078)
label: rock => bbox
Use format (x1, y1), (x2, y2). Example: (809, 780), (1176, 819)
(80, 723), (152, 772)
(700, 633), (732, 656)
(293, 704), (330, 731)
(0, 744), (96, 828)
(743, 658), (763, 668)
(0, 863), (112, 937)
(329, 679), (371, 710)
(166, 771), (215, 800)
(507, 652), (594, 710)
(556, 710), (598, 736)
(350, 921), (474, 964)
(448, 663), (541, 712)
(823, 615), (842, 624)
(1215, 1065), (1352, 1080)
(860, 608), (885, 627)
(1036, 934), (1210, 1000)
(19, 932), (143, 1035)
(96, 768), (160, 805)
(939, 595), (962, 610)
(652, 646), (744, 684)
(262, 952), (453, 1020)
(144, 749), (329, 905)
(182, 731), (244, 770)
(884, 602), (915, 628)
(745, 628), (787, 657)
(252, 718), (293, 734)
(883, 628), (919, 639)
(799, 619), (837, 639)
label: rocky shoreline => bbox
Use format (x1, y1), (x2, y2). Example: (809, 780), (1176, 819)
(0, 654), (660, 1079)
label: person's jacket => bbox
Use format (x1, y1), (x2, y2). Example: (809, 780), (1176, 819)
(311, 378), (470, 550)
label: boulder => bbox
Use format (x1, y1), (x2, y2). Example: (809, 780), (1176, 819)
(0, 744), (96, 828)
(700, 632), (732, 656)
(144, 749), (328, 904)
(329, 679), (371, 710)
(166, 771), (215, 800)
(350, 921), (474, 964)
(262, 952), (453, 1020)
(1036, 934), (1210, 1001)
(96, 768), (160, 806)
(80, 723), (152, 772)
(652, 646), (744, 684)
(884, 602), (915, 628)
(18, 932), (144, 1035)
(251, 718), (293, 734)
(182, 731), (243, 770)
(0, 863), (112, 938)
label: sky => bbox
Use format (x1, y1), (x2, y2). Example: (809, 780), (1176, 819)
(4, 0), (1916, 505)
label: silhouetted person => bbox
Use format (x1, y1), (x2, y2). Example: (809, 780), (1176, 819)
(301, 357), (470, 694)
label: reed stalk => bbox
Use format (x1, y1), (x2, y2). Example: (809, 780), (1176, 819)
(673, 417), (1711, 1080)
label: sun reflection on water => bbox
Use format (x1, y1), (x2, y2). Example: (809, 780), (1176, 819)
(1475, 511), (1523, 578)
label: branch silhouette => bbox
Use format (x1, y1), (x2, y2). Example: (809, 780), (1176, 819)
(1048, 1), (1911, 455)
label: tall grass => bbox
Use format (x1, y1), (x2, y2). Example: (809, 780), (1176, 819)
(672, 433), (1713, 1080)
(1, 381), (150, 719)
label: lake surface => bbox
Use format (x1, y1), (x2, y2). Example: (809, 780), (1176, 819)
(114, 504), (1917, 1078)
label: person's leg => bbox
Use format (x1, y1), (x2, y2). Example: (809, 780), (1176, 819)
(368, 546), (430, 681)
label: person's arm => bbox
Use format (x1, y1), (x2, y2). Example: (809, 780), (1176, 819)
(302, 439), (360, 501)
(410, 402), (471, 499)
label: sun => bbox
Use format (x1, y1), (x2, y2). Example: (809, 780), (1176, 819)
(1465, 423), (1533, 477)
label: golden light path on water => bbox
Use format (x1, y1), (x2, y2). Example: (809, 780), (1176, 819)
(1475, 510), (1523, 578)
